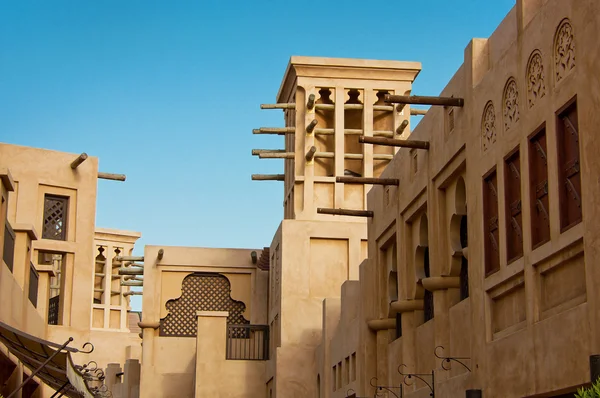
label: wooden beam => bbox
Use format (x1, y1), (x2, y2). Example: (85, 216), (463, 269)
(306, 119), (318, 133)
(252, 127), (295, 135)
(118, 267), (144, 276)
(122, 281), (143, 287)
(157, 249), (164, 260)
(70, 153), (88, 169)
(336, 176), (399, 186)
(384, 94), (464, 107)
(305, 146), (317, 161)
(313, 128), (394, 138)
(411, 108), (428, 116)
(261, 103), (295, 110)
(317, 208), (374, 217)
(98, 172), (126, 181)
(307, 94), (315, 110)
(252, 149), (286, 156)
(114, 255), (144, 262)
(123, 291), (142, 297)
(258, 152), (295, 159)
(396, 120), (409, 135)
(359, 136), (430, 150)
(252, 174), (285, 181)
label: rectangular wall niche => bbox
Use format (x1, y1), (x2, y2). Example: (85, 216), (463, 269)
(483, 169), (500, 275)
(504, 149), (523, 263)
(556, 99), (582, 232)
(529, 127), (550, 248)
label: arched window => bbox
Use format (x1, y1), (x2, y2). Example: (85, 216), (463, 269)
(423, 247), (434, 322)
(317, 375), (321, 398)
(460, 215), (469, 300)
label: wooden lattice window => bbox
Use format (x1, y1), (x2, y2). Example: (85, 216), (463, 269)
(483, 169), (500, 275)
(505, 149), (523, 263)
(556, 99), (581, 231)
(160, 273), (249, 337)
(48, 296), (60, 325)
(29, 263), (39, 308)
(529, 127), (551, 248)
(3, 222), (15, 272)
(423, 247), (434, 323)
(42, 195), (68, 241)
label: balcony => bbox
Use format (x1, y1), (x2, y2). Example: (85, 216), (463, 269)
(226, 324), (269, 360)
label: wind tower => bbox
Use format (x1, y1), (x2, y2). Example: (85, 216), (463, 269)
(252, 57), (421, 397)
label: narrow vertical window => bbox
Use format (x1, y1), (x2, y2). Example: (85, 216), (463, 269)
(483, 169), (500, 275)
(351, 353), (356, 382)
(3, 222), (15, 272)
(42, 195), (68, 240)
(29, 262), (39, 307)
(505, 149), (523, 262)
(395, 312), (402, 339)
(529, 127), (551, 247)
(556, 99), (581, 231)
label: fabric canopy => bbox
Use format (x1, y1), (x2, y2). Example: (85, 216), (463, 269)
(0, 321), (100, 398)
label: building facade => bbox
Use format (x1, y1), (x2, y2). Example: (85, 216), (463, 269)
(318, 0), (600, 397)
(1, 0), (599, 397)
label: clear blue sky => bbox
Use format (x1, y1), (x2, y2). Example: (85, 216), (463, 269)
(0, 1), (514, 308)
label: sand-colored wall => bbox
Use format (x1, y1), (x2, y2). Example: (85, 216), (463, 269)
(0, 145), (143, 397)
(139, 245), (268, 398)
(332, 0), (600, 397)
(195, 311), (266, 398)
(267, 220), (366, 398)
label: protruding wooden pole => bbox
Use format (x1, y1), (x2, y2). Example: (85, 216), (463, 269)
(122, 281), (143, 287)
(411, 108), (428, 116)
(396, 104), (406, 113)
(359, 136), (430, 150)
(305, 146), (317, 161)
(252, 174), (285, 181)
(396, 120), (409, 135)
(115, 255), (144, 262)
(118, 267), (144, 276)
(307, 94), (315, 110)
(98, 172), (126, 181)
(252, 149), (286, 156)
(123, 291), (142, 297)
(253, 127), (295, 135)
(261, 103), (295, 110)
(384, 94), (464, 107)
(157, 249), (164, 260)
(306, 119), (318, 133)
(259, 152), (295, 159)
(336, 176), (399, 186)
(70, 153), (88, 169)
(317, 208), (374, 217)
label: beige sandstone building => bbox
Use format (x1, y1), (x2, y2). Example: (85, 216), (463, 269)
(0, 0), (599, 397)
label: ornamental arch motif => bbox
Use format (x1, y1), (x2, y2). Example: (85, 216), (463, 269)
(502, 78), (520, 131)
(554, 18), (576, 83)
(481, 101), (497, 152)
(526, 50), (546, 108)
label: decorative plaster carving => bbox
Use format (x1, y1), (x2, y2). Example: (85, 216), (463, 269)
(526, 51), (546, 108)
(502, 78), (520, 131)
(481, 101), (497, 152)
(554, 19), (575, 83)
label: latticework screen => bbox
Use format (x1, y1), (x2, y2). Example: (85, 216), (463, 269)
(42, 195), (68, 241)
(160, 273), (249, 337)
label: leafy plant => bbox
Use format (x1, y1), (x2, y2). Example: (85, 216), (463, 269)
(575, 379), (600, 397)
